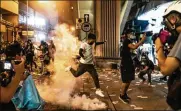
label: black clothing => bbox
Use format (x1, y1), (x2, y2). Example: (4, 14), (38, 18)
(140, 55), (154, 70)
(79, 48), (84, 58)
(167, 68), (181, 110)
(139, 56), (154, 83)
(0, 101), (16, 111)
(138, 69), (152, 83)
(120, 38), (135, 83)
(142, 60), (154, 70)
(121, 38), (132, 60)
(70, 63), (100, 88)
(95, 42), (105, 46)
(120, 65), (135, 83)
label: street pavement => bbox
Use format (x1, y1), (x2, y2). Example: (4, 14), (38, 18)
(33, 68), (171, 111)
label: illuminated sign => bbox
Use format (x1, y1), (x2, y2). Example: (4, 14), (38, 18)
(22, 31), (34, 36)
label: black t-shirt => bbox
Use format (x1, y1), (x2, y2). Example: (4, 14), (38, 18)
(121, 38), (132, 64)
(0, 101), (16, 111)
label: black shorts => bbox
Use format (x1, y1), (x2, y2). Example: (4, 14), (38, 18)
(120, 63), (135, 83)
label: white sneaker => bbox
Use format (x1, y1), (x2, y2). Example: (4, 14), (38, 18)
(95, 89), (105, 97)
(65, 66), (71, 72)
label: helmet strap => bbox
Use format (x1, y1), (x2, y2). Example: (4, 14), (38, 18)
(165, 18), (175, 30)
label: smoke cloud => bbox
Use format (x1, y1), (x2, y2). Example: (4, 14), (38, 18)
(36, 24), (107, 110)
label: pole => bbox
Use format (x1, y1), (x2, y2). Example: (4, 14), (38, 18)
(27, 0), (28, 40)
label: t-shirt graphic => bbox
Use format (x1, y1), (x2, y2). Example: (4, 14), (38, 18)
(80, 42), (94, 64)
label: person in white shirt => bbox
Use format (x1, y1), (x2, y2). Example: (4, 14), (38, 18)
(65, 33), (105, 97)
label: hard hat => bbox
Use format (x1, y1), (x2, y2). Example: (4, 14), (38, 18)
(163, 1), (181, 17)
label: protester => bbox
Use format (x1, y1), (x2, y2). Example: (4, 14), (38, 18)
(119, 29), (146, 104)
(155, 1), (181, 110)
(25, 40), (37, 72)
(37, 41), (50, 74)
(65, 33), (105, 97)
(138, 52), (154, 85)
(49, 40), (56, 62)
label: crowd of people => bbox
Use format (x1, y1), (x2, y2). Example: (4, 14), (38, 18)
(1, 1), (181, 111)
(0, 39), (56, 110)
(0, 39), (56, 74)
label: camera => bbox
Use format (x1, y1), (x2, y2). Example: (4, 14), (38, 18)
(0, 61), (15, 87)
(0, 41), (22, 87)
(136, 31), (153, 37)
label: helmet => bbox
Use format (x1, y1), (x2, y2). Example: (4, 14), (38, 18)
(41, 40), (44, 44)
(163, 1), (181, 37)
(163, 1), (181, 17)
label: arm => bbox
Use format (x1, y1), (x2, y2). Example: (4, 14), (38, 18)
(95, 42), (105, 46)
(128, 34), (146, 50)
(95, 40), (107, 46)
(141, 66), (149, 72)
(155, 38), (180, 75)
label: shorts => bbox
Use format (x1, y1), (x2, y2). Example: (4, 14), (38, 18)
(120, 63), (135, 83)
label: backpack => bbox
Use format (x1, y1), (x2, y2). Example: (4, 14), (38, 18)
(166, 68), (181, 110)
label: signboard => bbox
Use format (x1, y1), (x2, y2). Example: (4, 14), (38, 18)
(76, 18), (83, 29)
(84, 14), (89, 23)
(22, 31), (34, 36)
(81, 22), (91, 32)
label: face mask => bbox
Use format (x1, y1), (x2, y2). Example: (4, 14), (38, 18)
(129, 34), (136, 39)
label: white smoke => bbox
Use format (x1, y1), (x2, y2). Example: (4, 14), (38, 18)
(36, 24), (107, 110)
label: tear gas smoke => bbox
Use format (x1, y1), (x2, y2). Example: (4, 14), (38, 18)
(36, 24), (107, 110)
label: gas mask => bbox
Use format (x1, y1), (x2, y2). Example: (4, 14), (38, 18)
(163, 16), (181, 37)
(130, 35), (136, 39)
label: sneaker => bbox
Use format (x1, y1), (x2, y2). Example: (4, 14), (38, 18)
(125, 93), (131, 100)
(119, 95), (130, 104)
(65, 66), (71, 72)
(95, 89), (105, 97)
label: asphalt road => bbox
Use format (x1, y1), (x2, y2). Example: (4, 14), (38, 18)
(33, 68), (171, 111)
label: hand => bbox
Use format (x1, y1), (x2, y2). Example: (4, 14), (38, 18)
(13, 57), (25, 80)
(104, 40), (107, 43)
(141, 33), (146, 42)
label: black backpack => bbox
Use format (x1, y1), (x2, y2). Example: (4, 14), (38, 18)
(167, 68), (181, 110)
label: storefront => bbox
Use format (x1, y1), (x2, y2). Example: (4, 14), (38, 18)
(18, 1), (49, 42)
(0, 1), (19, 43)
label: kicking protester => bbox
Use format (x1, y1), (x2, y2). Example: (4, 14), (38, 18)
(65, 33), (105, 97)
